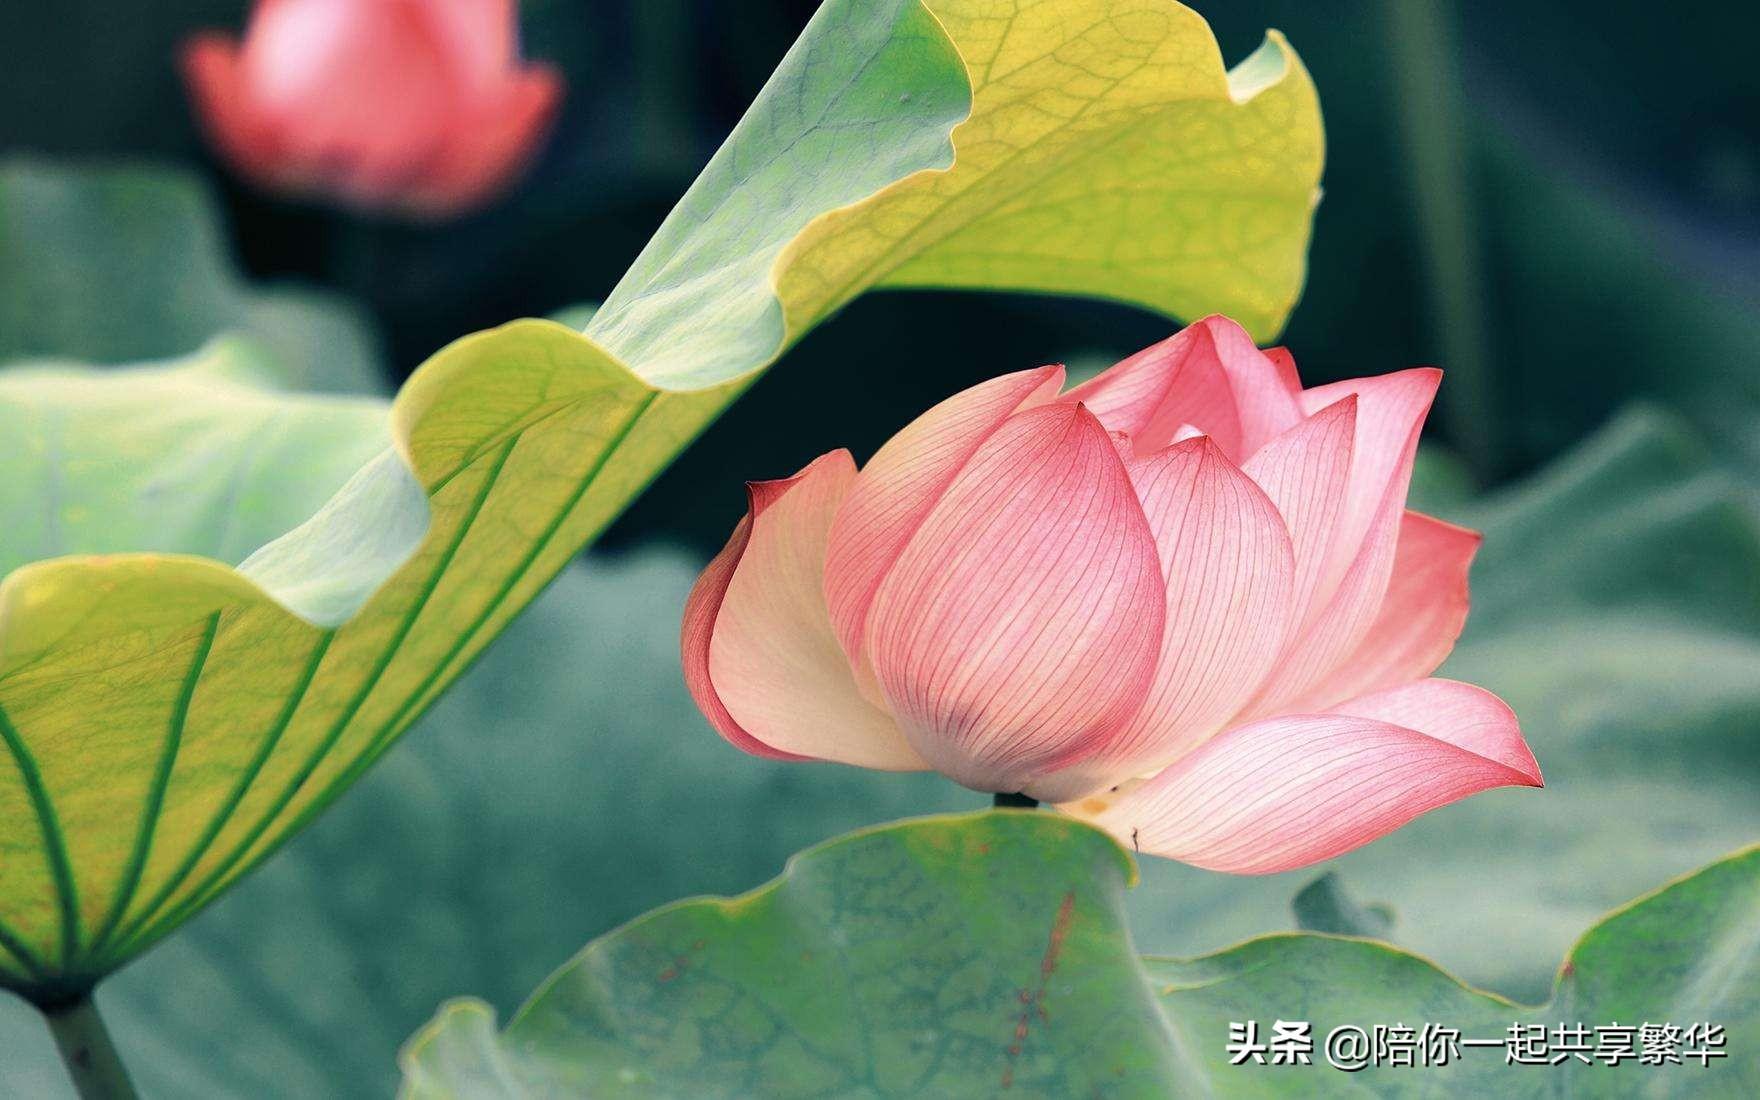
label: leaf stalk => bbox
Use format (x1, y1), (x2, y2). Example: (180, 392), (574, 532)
(44, 995), (138, 1100)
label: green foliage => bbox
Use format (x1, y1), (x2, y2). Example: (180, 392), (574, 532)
(399, 814), (1759, 1098)
(1291, 873), (1393, 938)
(0, 552), (976, 1097)
(400, 813), (1159, 1098)
(0, 159), (384, 394)
(0, 320), (701, 1001)
(592, 0), (1323, 387)
(0, 3), (1749, 1096)
(2, 407), (1753, 1095)
(1149, 842), (1760, 1096)
(0, 343), (398, 586)
(0, 0), (1322, 998)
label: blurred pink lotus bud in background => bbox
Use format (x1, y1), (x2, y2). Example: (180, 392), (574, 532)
(182, 0), (561, 218)
(683, 316), (1542, 874)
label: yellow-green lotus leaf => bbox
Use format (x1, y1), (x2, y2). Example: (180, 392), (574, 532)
(0, 0), (1320, 1000)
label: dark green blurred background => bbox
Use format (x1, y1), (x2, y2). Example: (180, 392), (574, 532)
(5, 0), (1755, 540)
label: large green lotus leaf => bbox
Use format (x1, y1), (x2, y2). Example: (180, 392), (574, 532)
(0, 341), (402, 585)
(596, 0), (1323, 388)
(0, 410), (1748, 1094)
(398, 813), (1760, 1098)
(1145, 846), (1760, 1096)
(0, 158), (383, 394)
(398, 812), (1160, 1097)
(1124, 404), (1760, 1000)
(0, 0), (1321, 1002)
(0, 551), (978, 1097)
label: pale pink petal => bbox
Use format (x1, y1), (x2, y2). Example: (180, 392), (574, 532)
(1064, 679), (1540, 873)
(239, 0), (454, 204)
(407, 67), (562, 216)
(1063, 316), (1304, 462)
(1328, 679), (1537, 775)
(682, 514), (797, 761)
(415, 0), (516, 95)
(182, 35), (286, 185)
(1034, 438), (1295, 799)
(1240, 371), (1443, 716)
(1241, 480), (1404, 717)
(1240, 397), (1356, 624)
(683, 452), (924, 770)
(823, 366), (1063, 687)
(1300, 368), (1442, 601)
(863, 403), (1165, 796)
(1287, 511), (1480, 709)
(1262, 346), (1304, 401)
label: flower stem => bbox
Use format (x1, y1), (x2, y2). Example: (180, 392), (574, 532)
(45, 996), (138, 1100)
(1381, 0), (1500, 478)
(993, 792), (1039, 809)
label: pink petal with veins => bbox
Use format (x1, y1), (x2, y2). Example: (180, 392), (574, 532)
(1065, 316), (1304, 461)
(1261, 346), (1305, 402)
(863, 404), (1165, 796)
(1240, 397), (1356, 624)
(1066, 679), (1540, 873)
(1285, 510), (1481, 711)
(1299, 368), (1443, 603)
(823, 366), (1063, 690)
(683, 452), (923, 769)
(1242, 370), (1442, 716)
(1035, 437), (1295, 799)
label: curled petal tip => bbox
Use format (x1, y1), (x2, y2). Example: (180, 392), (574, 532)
(685, 451), (924, 771)
(1192, 313), (1252, 339)
(1498, 726), (1544, 788)
(745, 450), (853, 514)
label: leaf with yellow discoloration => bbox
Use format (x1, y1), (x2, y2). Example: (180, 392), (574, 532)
(786, 4), (1322, 345)
(0, 0), (1320, 1002)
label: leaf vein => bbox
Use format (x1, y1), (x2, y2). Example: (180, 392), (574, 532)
(84, 610), (221, 962)
(102, 630), (337, 962)
(118, 435), (519, 953)
(0, 700), (78, 969)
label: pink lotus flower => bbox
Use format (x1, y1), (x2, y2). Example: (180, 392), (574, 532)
(683, 316), (1541, 874)
(182, 0), (561, 217)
